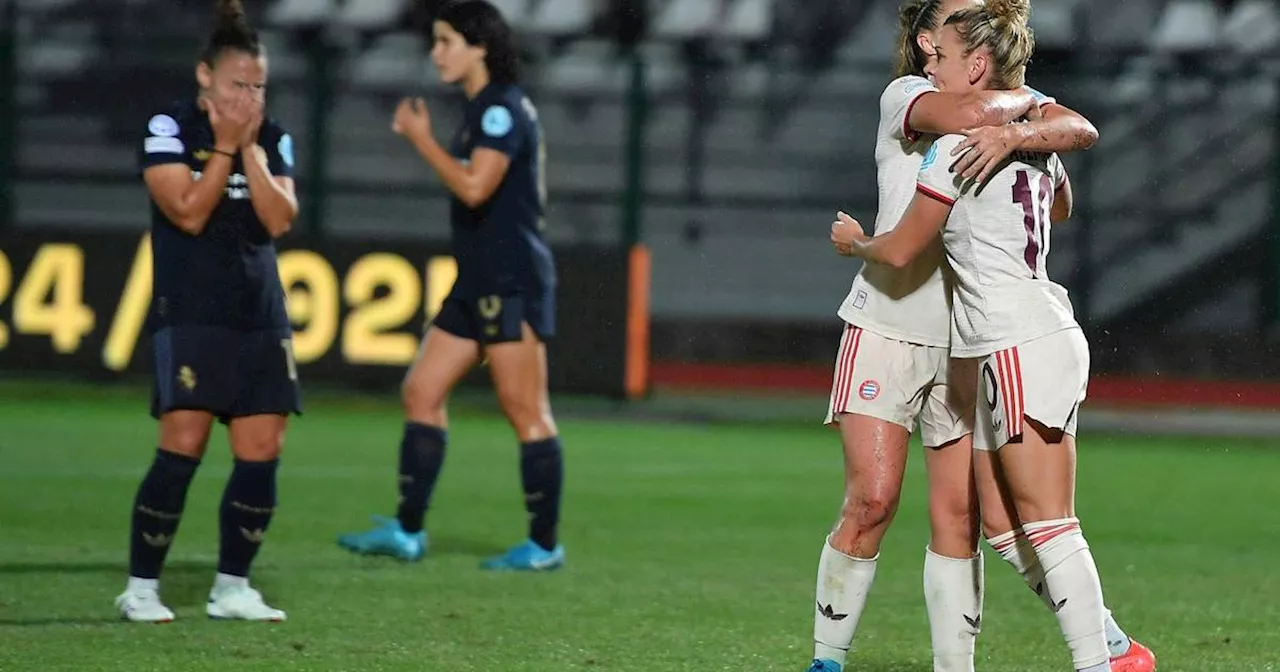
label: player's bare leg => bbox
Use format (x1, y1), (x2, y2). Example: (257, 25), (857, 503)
(977, 450), (1155, 671)
(480, 322), (565, 571)
(403, 326), (483, 430)
(338, 326), (480, 561)
(922, 433), (983, 672)
(994, 420), (1112, 672)
(204, 414), (288, 622)
(117, 410), (214, 622)
(810, 414), (910, 670)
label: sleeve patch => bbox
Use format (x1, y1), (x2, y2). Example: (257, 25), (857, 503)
(920, 142), (940, 172)
(145, 136), (185, 155)
(904, 77), (933, 95)
(147, 114), (180, 138)
(481, 105), (514, 138)
(278, 133), (295, 169)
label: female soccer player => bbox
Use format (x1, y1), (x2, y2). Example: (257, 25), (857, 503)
(807, 1), (1151, 671)
(117, 0), (298, 623)
(831, 2), (1140, 670)
(337, 0), (565, 572)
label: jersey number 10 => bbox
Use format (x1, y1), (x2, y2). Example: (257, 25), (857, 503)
(1012, 169), (1053, 277)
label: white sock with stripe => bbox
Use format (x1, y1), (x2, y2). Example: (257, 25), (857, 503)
(987, 529), (1055, 609)
(1023, 518), (1110, 671)
(988, 529), (1133, 658)
(813, 536), (877, 665)
(923, 547), (983, 672)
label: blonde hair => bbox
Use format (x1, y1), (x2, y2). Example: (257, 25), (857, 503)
(945, 0), (1034, 89)
(894, 0), (946, 78)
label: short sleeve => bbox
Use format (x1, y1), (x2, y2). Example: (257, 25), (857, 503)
(472, 103), (525, 157)
(138, 112), (187, 172)
(262, 122), (297, 179)
(1048, 153), (1067, 189)
(881, 75), (938, 142)
(1023, 84), (1057, 108)
(916, 135), (966, 206)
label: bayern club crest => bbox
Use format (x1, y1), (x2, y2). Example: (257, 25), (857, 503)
(858, 380), (881, 401)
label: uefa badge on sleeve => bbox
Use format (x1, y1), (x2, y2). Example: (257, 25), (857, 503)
(481, 105), (514, 138)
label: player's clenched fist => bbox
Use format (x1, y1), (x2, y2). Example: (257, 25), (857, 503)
(830, 211), (869, 256)
(392, 97), (433, 141)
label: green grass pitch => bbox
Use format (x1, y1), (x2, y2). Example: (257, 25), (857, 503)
(1, 383), (1277, 671)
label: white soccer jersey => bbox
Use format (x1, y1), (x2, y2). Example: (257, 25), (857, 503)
(837, 77), (1057, 347)
(916, 133), (1078, 358)
(838, 75), (951, 347)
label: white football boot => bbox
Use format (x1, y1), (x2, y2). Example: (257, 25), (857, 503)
(206, 579), (286, 622)
(115, 586), (176, 623)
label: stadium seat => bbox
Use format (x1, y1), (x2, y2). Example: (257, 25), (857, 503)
(350, 32), (427, 89)
(1029, 0), (1080, 50)
(835, 2), (896, 68)
(19, 36), (95, 77)
(541, 39), (625, 93)
(267, 0), (336, 27)
(488, 0), (529, 25)
(335, 0), (410, 31)
(723, 0), (773, 42)
(528, 0), (595, 38)
(1083, 0), (1159, 55)
(1151, 0), (1221, 54)
(652, 0), (718, 41)
(1221, 0), (1280, 57)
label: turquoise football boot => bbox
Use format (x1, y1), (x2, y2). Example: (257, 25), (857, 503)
(479, 539), (565, 571)
(337, 515), (426, 561)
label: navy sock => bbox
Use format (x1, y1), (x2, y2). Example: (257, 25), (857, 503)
(129, 449), (201, 579)
(217, 459), (279, 578)
(396, 422), (448, 534)
(521, 437), (564, 551)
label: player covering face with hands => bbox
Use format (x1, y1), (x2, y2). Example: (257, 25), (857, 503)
(117, 0), (300, 623)
(829, 2), (1152, 671)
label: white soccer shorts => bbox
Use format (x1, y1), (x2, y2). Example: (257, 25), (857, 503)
(974, 327), (1090, 451)
(824, 323), (973, 448)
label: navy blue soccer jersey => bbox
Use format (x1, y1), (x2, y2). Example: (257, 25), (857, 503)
(447, 83), (556, 300)
(138, 100), (295, 332)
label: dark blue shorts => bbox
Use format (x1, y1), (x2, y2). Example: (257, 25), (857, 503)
(431, 293), (555, 345)
(150, 325), (303, 423)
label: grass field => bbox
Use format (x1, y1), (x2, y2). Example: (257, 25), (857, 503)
(1, 382), (1277, 671)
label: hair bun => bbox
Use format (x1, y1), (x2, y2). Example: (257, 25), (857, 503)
(215, 0), (250, 32)
(983, 0), (1030, 26)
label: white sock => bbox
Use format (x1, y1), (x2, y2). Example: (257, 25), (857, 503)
(988, 529), (1132, 658)
(922, 547), (983, 672)
(987, 528), (1056, 609)
(1103, 608), (1133, 657)
(813, 536), (878, 664)
(126, 576), (159, 593)
(213, 572), (249, 592)
(1024, 518), (1110, 671)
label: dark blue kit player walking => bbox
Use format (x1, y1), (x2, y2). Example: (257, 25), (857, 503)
(116, 0), (299, 623)
(338, 0), (566, 572)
